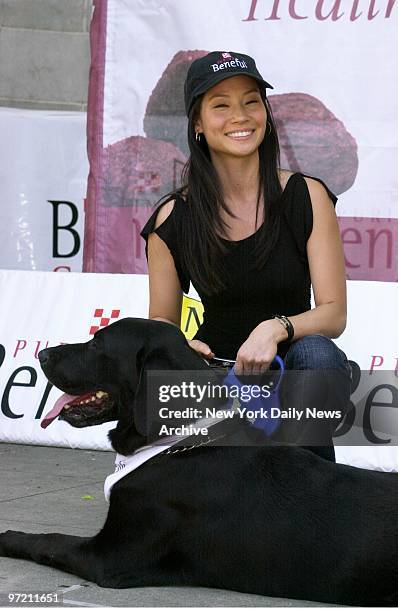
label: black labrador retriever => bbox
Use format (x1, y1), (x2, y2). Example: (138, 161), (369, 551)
(0, 318), (397, 606)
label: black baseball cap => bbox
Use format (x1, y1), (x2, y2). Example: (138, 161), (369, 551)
(184, 51), (273, 116)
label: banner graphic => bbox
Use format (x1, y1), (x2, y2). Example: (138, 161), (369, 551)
(0, 269), (148, 450)
(0, 108), (87, 272)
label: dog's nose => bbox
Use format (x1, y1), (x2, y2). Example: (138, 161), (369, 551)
(38, 348), (51, 364)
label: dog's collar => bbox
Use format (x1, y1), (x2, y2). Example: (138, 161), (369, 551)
(139, 398), (242, 452)
(161, 409), (246, 455)
(164, 430), (228, 454)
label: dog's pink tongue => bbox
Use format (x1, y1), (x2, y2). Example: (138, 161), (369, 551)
(41, 393), (79, 429)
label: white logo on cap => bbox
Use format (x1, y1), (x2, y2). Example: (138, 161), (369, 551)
(211, 56), (248, 73)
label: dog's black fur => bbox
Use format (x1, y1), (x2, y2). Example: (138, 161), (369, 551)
(0, 318), (397, 605)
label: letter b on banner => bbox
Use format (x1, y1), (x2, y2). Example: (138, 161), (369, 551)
(48, 200), (80, 258)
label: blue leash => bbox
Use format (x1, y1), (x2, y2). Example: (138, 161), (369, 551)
(217, 356), (285, 436)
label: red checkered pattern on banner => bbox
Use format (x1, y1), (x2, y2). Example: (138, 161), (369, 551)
(135, 171), (161, 193)
(89, 309), (121, 335)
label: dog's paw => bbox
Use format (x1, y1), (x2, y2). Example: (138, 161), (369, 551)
(0, 530), (23, 556)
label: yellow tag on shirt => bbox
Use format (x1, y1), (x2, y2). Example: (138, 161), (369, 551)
(180, 295), (203, 339)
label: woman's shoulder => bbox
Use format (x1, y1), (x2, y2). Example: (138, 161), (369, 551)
(278, 169), (337, 207)
(278, 168), (324, 191)
(140, 193), (180, 242)
(150, 190), (187, 230)
(153, 198), (176, 230)
(301, 174), (338, 208)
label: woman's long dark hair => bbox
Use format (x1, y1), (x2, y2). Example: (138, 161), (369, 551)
(170, 89), (282, 295)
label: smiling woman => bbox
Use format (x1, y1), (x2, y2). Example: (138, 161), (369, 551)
(140, 51), (351, 461)
(195, 76), (267, 163)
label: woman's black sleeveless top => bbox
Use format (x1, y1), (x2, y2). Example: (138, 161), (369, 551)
(141, 172), (337, 360)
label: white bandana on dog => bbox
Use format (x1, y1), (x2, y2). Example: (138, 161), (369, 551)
(103, 413), (234, 501)
(104, 443), (173, 502)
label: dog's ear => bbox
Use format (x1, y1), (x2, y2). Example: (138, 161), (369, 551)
(129, 347), (175, 438)
(106, 347), (187, 453)
(131, 342), (212, 438)
(108, 328), (212, 454)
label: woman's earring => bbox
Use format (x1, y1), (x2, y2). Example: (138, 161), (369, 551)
(195, 132), (202, 142)
(266, 121), (272, 136)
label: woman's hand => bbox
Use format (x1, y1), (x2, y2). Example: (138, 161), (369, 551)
(187, 339), (215, 360)
(235, 320), (287, 376)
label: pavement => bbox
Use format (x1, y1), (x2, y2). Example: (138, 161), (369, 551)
(0, 443), (335, 608)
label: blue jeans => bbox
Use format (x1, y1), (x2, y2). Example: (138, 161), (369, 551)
(284, 334), (351, 374)
(273, 335), (352, 462)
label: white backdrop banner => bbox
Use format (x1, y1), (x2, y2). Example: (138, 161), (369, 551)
(0, 108), (87, 272)
(0, 269), (148, 450)
(0, 269), (397, 471)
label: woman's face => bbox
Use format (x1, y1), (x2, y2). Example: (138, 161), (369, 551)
(195, 75), (267, 161)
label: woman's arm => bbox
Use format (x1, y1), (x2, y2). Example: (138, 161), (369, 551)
(147, 200), (182, 328)
(235, 178), (347, 374)
(281, 176), (347, 340)
(146, 201), (214, 358)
